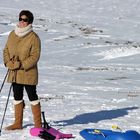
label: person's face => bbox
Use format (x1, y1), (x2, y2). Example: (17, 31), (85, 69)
(18, 15), (29, 28)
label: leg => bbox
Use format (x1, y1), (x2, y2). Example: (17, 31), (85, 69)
(13, 83), (24, 101)
(5, 83), (24, 130)
(25, 85), (42, 128)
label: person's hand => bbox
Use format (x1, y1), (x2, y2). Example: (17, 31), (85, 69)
(6, 60), (21, 70)
(14, 61), (21, 70)
(6, 60), (14, 70)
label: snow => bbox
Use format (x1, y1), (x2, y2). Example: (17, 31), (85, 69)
(0, 0), (140, 139)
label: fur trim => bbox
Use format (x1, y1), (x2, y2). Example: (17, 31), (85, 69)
(13, 100), (23, 105)
(30, 100), (40, 105)
(15, 24), (33, 37)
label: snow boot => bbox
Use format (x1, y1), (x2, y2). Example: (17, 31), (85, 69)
(5, 100), (25, 130)
(31, 101), (42, 128)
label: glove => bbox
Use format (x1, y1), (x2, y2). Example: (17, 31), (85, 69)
(6, 60), (21, 70)
(38, 130), (56, 140)
(6, 60), (14, 70)
(13, 61), (21, 70)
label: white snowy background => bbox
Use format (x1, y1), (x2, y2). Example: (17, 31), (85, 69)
(0, 0), (140, 139)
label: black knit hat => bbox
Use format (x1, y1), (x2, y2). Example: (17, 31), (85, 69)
(19, 10), (34, 24)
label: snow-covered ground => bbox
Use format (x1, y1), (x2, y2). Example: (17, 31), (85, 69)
(0, 0), (140, 139)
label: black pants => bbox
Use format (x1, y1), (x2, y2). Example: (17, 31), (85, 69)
(12, 83), (39, 101)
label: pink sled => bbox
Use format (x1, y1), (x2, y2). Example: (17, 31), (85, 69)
(30, 127), (74, 140)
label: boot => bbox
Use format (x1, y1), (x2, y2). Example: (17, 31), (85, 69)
(5, 100), (25, 130)
(31, 102), (42, 128)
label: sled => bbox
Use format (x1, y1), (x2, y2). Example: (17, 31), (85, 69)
(30, 112), (74, 139)
(80, 128), (140, 140)
(30, 127), (73, 139)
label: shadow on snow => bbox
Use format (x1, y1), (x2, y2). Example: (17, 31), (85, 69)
(54, 107), (138, 126)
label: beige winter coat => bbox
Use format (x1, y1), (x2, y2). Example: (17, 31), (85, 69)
(3, 30), (41, 85)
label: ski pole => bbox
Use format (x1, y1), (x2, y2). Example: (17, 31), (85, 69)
(0, 83), (12, 136)
(41, 111), (50, 129)
(0, 70), (9, 94)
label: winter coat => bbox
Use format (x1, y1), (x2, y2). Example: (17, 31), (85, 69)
(3, 30), (41, 85)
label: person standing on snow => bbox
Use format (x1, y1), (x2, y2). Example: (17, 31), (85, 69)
(3, 10), (42, 130)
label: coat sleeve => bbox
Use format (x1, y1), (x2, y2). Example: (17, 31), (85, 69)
(21, 34), (41, 71)
(3, 31), (14, 66)
(3, 44), (10, 66)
